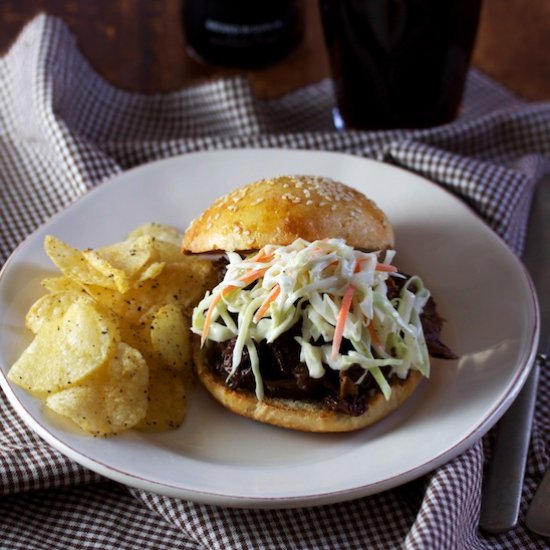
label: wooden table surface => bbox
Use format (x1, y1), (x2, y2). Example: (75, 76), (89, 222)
(1, 0), (548, 101)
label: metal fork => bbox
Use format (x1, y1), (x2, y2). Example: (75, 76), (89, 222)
(479, 174), (550, 534)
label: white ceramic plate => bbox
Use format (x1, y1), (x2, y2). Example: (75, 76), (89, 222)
(0, 149), (539, 508)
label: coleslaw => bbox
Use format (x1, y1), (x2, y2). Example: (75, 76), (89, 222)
(191, 238), (431, 401)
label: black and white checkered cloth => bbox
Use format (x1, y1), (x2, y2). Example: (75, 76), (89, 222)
(1, 14), (549, 550)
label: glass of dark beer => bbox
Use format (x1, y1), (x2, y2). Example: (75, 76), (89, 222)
(319, 0), (482, 130)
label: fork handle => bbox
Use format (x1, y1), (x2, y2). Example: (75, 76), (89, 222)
(479, 363), (540, 534)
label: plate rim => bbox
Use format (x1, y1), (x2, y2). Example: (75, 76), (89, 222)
(0, 148), (540, 508)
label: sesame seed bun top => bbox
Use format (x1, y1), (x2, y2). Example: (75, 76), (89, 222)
(182, 175), (394, 253)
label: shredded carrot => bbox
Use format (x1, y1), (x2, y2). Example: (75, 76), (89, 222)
(248, 247), (265, 261)
(237, 267), (269, 285)
(375, 262), (398, 273)
(354, 259), (397, 273)
(325, 257), (359, 273)
(331, 284), (355, 361)
(323, 259), (339, 271)
(367, 321), (382, 348)
(250, 248), (273, 264)
(201, 266), (270, 345)
(253, 284), (281, 322)
(201, 293), (225, 346)
(353, 260), (385, 348)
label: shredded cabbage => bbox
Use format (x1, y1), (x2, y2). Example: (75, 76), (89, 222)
(192, 238), (432, 401)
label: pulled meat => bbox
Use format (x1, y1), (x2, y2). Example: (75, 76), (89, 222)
(205, 272), (456, 416)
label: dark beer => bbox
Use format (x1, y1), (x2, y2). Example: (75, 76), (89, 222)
(319, 0), (482, 129)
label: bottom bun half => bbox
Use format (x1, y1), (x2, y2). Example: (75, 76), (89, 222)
(193, 346), (424, 433)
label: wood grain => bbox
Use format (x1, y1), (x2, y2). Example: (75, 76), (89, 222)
(0, 0), (547, 100)
(471, 0), (550, 101)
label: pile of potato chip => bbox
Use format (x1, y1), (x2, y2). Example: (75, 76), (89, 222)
(8, 223), (217, 436)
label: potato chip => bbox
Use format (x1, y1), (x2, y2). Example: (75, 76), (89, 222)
(136, 366), (186, 430)
(8, 300), (119, 395)
(94, 235), (155, 277)
(41, 276), (82, 293)
(74, 282), (122, 315)
(78, 282), (152, 326)
(83, 249), (131, 294)
(146, 259), (218, 312)
(25, 290), (86, 334)
(44, 236), (118, 290)
(10, 224), (214, 436)
(135, 261), (165, 283)
(85, 234), (164, 292)
(151, 304), (190, 373)
(46, 342), (148, 436)
(151, 241), (184, 263)
(128, 223), (182, 247)
(82, 258), (216, 324)
(117, 310), (156, 364)
(128, 224), (185, 264)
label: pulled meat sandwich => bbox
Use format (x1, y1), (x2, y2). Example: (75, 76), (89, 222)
(183, 175), (455, 432)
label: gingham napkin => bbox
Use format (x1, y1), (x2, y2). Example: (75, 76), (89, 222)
(1, 15), (549, 550)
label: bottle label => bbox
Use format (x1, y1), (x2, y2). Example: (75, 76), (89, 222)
(205, 19), (284, 37)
